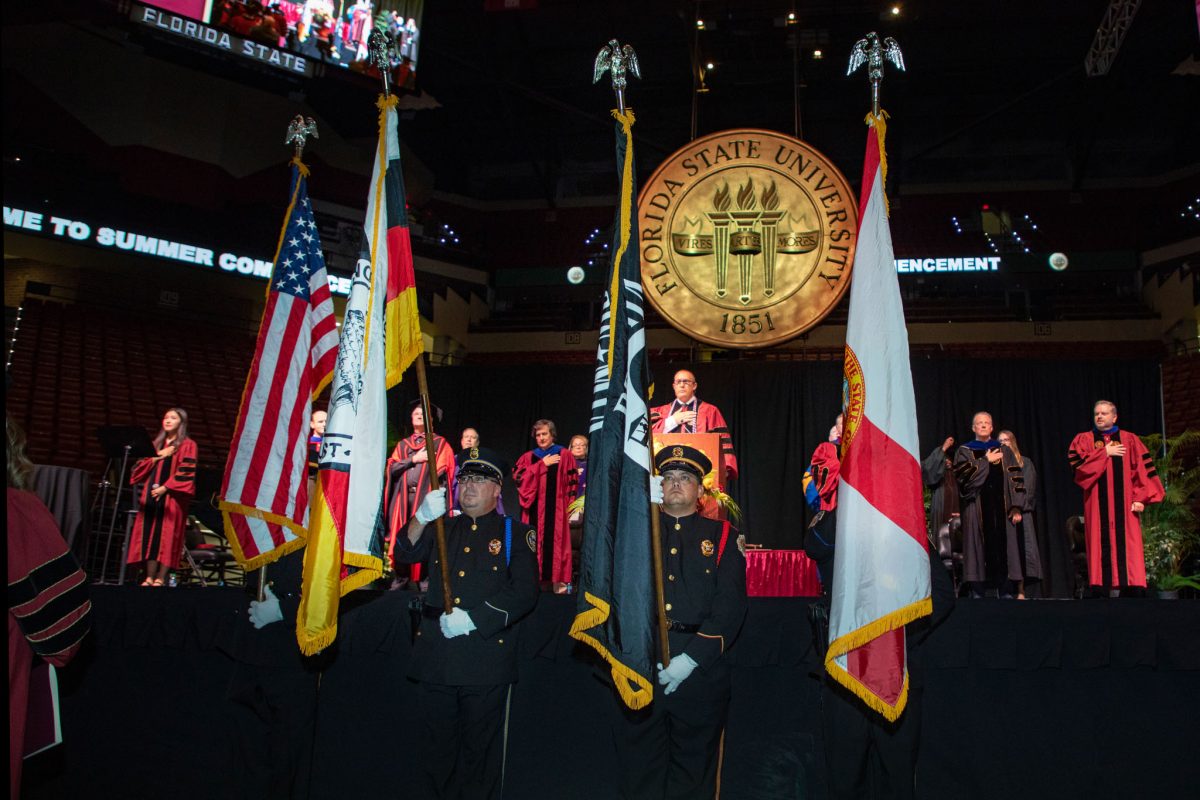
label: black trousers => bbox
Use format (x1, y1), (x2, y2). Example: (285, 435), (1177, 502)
(411, 681), (510, 800)
(227, 662), (320, 800)
(821, 677), (921, 800)
(610, 666), (730, 800)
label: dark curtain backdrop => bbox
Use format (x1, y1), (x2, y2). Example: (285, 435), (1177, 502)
(400, 358), (1162, 598)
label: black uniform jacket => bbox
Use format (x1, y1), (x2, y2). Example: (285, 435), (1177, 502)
(395, 509), (539, 686)
(659, 510), (748, 675)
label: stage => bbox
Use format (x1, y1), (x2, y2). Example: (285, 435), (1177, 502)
(24, 588), (1199, 799)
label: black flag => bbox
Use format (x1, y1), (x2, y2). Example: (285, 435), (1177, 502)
(568, 109), (655, 709)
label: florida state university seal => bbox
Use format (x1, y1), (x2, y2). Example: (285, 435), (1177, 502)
(638, 129), (857, 348)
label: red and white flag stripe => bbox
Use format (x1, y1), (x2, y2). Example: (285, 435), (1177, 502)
(825, 114), (931, 721)
(221, 167), (338, 569)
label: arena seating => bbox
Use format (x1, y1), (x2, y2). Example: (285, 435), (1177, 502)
(7, 297), (255, 479)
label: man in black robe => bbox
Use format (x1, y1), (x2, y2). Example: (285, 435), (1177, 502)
(953, 412), (1024, 598)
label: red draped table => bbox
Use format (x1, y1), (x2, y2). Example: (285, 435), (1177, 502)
(744, 549), (822, 597)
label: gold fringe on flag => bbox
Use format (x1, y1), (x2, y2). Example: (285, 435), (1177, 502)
(570, 592), (655, 710)
(823, 595), (932, 721)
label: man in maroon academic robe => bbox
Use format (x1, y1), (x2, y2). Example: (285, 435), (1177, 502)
(650, 369), (738, 481)
(512, 419), (577, 591)
(1068, 400), (1164, 594)
(386, 400), (456, 583)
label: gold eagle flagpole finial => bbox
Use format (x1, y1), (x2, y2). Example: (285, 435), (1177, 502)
(285, 115), (319, 162)
(594, 38), (642, 113)
(847, 32), (905, 117)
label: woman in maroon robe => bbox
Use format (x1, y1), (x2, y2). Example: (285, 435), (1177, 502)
(128, 408), (197, 586)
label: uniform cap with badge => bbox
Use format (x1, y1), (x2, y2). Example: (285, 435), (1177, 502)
(653, 444), (712, 481)
(457, 447), (508, 485)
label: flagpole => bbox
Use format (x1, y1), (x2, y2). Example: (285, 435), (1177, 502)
(646, 416), (671, 667)
(367, 28), (454, 613)
(416, 360), (454, 614)
(595, 41), (667, 666)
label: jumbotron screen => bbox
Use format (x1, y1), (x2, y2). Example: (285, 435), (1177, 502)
(135, 0), (423, 87)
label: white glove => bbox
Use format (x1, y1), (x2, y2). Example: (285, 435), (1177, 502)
(650, 475), (665, 504)
(656, 653), (698, 695)
(415, 487), (448, 526)
(439, 607), (476, 639)
(248, 585), (283, 629)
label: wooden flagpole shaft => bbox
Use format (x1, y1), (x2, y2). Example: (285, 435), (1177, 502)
(414, 354), (453, 613)
(646, 417), (671, 668)
(257, 563), (268, 602)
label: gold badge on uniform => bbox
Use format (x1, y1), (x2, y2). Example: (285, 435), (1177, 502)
(700, 539), (715, 557)
(673, 446), (684, 458)
(526, 529), (538, 553)
(471, 447), (480, 458)
(488, 539), (502, 556)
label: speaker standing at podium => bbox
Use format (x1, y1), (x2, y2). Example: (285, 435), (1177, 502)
(650, 370), (738, 481)
(128, 408), (197, 586)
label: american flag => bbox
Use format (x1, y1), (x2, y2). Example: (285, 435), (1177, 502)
(220, 162), (339, 569)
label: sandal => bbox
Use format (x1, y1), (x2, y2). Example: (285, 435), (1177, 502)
(141, 578), (154, 587)
(151, 578), (165, 587)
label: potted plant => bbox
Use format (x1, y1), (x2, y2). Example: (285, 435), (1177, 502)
(1140, 431), (1200, 599)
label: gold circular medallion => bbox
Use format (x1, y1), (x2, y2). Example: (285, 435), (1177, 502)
(638, 129), (858, 348)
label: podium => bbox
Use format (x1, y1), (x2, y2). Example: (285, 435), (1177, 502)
(653, 433), (726, 520)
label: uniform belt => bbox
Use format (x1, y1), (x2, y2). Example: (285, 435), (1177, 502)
(666, 618), (700, 634)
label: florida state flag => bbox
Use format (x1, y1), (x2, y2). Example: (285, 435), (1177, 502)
(825, 112), (931, 721)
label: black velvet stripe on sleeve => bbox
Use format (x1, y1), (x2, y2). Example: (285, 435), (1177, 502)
(7, 550), (81, 609)
(15, 578), (89, 634)
(28, 610), (91, 657)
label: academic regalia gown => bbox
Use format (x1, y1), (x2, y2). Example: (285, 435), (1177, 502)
(385, 433), (455, 579)
(8, 490), (91, 800)
(651, 399), (739, 480)
(128, 438), (197, 569)
(808, 441), (841, 512)
(921, 445), (960, 538)
(1010, 457), (1044, 585)
(512, 446), (577, 585)
(953, 442), (1036, 585)
(1068, 429), (1164, 589)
